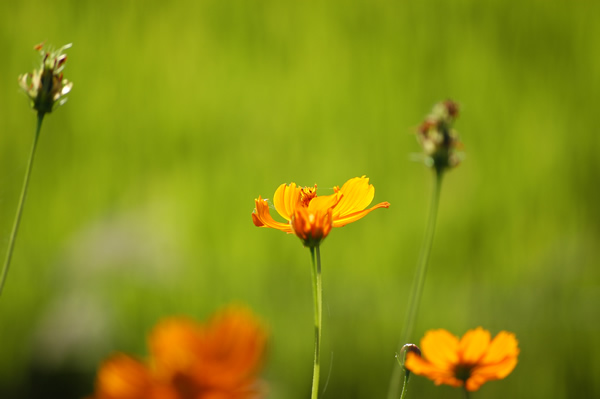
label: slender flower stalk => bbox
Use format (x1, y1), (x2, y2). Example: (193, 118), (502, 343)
(391, 170), (443, 399)
(388, 100), (462, 399)
(0, 114), (44, 295)
(1, 43), (72, 296)
(253, 176), (388, 398)
(399, 372), (410, 399)
(310, 245), (322, 399)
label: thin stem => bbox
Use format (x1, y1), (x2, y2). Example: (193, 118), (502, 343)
(309, 245), (323, 399)
(0, 113), (44, 296)
(399, 372), (410, 399)
(387, 169), (444, 399)
(463, 387), (470, 399)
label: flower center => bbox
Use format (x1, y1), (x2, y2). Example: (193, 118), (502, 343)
(300, 185), (317, 206)
(454, 364), (473, 383)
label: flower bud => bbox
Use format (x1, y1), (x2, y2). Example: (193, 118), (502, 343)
(399, 343), (422, 378)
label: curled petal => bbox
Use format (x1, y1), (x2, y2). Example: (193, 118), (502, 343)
(252, 196), (293, 233)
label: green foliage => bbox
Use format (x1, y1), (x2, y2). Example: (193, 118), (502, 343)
(1, 0), (599, 397)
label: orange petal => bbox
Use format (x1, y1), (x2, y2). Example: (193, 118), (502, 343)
(420, 329), (460, 370)
(480, 331), (519, 364)
(471, 355), (518, 381)
(464, 374), (488, 392)
(197, 306), (268, 389)
(252, 196), (293, 233)
(331, 201), (390, 228)
(148, 317), (203, 379)
(273, 183), (300, 221)
(94, 353), (153, 399)
(291, 206), (333, 245)
(404, 352), (462, 388)
(331, 176), (375, 218)
(458, 327), (491, 364)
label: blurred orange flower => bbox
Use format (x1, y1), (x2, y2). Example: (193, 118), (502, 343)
(88, 306), (267, 399)
(91, 354), (177, 399)
(252, 176), (389, 246)
(404, 327), (519, 391)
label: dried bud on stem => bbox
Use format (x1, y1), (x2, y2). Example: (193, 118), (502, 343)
(18, 43), (73, 116)
(416, 100), (463, 174)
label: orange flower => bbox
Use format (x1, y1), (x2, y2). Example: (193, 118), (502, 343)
(90, 354), (177, 399)
(88, 306), (267, 399)
(252, 176), (389, 246)
(404, 327), (519, 391)
(150, 306), (267, 397)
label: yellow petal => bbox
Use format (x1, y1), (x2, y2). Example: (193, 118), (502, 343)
(273, 183), (300, 221)
(332, 176), (375, 218)
(420, 329), (460, 370)
(307, 192), (341, 213)
(458, 327), (491, 364)
(331, 201), (390, 227)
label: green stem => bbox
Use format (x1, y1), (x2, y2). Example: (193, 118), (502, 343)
(387, 169), (444, 399)
(0, 113), (44, 296)
(399, 372), (410, 399)
(463, 387), (470, 399)
(309, 245), (323, 399)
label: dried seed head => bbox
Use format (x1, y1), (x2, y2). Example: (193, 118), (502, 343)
(416, 100), (463, 173)
(18, 43), (73, 115)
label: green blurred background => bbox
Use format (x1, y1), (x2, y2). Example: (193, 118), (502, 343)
(1, 0), (599, 398)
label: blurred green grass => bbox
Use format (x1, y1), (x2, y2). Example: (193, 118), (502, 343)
(1, 0), (599, 398)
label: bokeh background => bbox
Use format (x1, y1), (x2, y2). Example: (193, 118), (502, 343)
(1, 0), (599, 398)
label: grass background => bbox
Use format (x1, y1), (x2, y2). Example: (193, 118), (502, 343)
(1, 0), (599, 398)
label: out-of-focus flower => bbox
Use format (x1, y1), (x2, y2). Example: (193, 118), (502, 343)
(89, 354), (177, 399)
(416, 100), (462, 172)
(18, 43), (73, 115)
(88, 306), (267, 399)
(252, 176), (389, 247)
(404, 327), (519, 391)
(150, 307), (267, 398)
